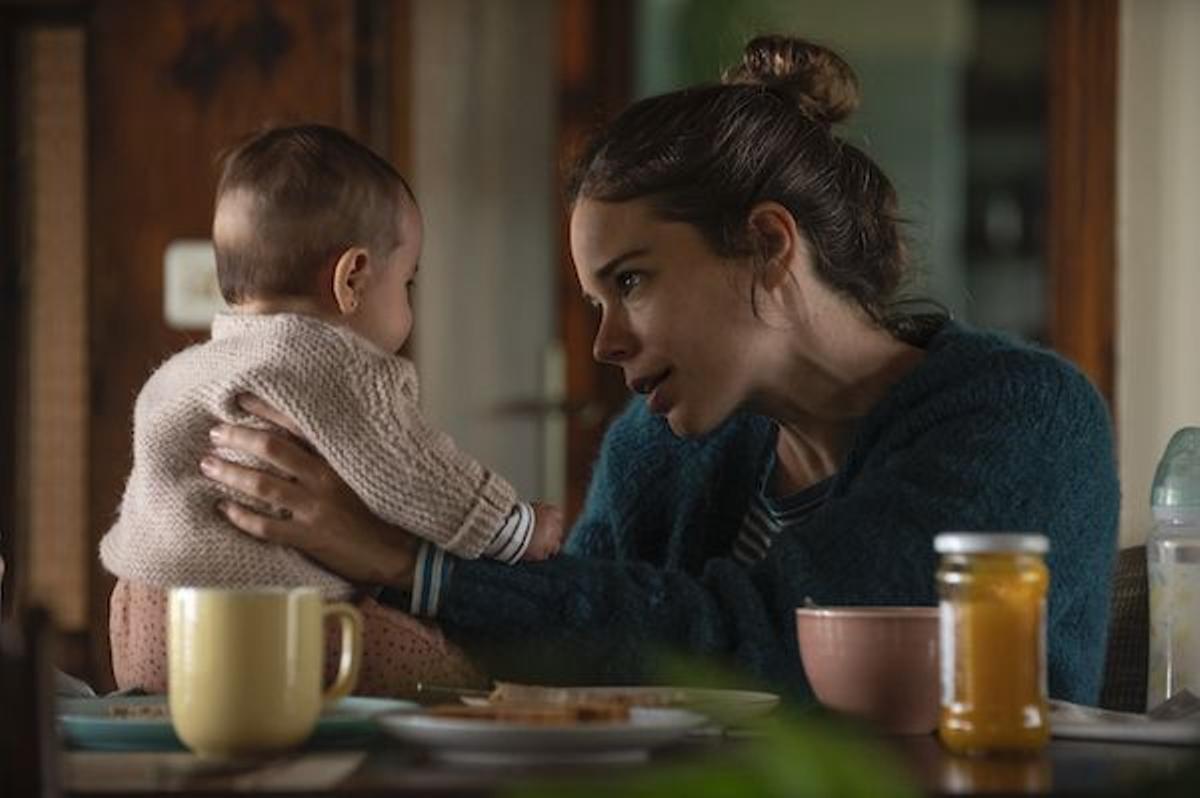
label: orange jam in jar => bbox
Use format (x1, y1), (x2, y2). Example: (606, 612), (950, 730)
(935, 532), (1050, 755)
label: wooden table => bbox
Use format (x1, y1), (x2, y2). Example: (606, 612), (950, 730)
(60, 733), (1200, 797)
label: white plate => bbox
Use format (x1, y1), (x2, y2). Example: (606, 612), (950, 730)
(378, 706), (708, 765)
(1049, 700), (1200, 745)
(58, 695), (416, 751)
(466, 686), (780, 727)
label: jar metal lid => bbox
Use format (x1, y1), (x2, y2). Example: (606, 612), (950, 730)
(934, 532), (1049, 554)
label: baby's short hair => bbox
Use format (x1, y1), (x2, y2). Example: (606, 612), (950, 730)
(213, 124), (412, 304)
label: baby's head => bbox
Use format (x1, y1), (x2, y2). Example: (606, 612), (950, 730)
(213, 124), (421, 353)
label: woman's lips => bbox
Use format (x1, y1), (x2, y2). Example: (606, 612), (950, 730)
(646, 375), (672, 415)
(630, 369), (673, 415)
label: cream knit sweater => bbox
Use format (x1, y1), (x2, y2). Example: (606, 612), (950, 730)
(100, 313), (517, 598)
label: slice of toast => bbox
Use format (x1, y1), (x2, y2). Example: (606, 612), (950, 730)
(427, 701), (630, 725)
(488, 681), (687, 708)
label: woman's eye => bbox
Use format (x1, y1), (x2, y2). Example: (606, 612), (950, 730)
(615, 271), (642, 296)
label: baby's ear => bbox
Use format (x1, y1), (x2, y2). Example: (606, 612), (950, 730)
(331, 247), (370, 314)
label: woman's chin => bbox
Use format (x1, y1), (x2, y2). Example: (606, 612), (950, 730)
(664, 407), (715, 439)
(661, 406), (686, 436)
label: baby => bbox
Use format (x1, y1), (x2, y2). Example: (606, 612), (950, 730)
(101, 124), (563, 694)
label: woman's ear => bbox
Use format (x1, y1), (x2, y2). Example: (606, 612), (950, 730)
(747, 202), (801, 291)
(331, 247), (371, 314)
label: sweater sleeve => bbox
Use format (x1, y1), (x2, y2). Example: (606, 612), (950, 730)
(243, 326), (517, 559)
(430, 348), (1119, 703)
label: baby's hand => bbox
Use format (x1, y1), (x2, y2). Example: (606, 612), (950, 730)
(522, 502), (565, 561)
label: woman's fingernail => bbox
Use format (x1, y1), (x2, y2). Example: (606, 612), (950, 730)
(209, 425), (227, 443)
(200, 456), (216, 474)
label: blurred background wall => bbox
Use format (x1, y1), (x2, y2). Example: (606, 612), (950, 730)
(410, 0), (558, 504)
(1117, 0), (1200, 546)
(640, 0), (974, 329)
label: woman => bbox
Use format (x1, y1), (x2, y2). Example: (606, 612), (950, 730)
(201, 36), (1118, 703)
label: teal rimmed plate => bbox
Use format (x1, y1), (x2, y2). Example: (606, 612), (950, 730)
(58, 695), (415, 751)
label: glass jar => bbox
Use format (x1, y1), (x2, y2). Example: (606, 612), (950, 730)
(935, 532), (1050, 755)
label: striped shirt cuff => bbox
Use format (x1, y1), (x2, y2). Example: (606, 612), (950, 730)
(482, 502), (534, 564)
(409, 542), (454, 618)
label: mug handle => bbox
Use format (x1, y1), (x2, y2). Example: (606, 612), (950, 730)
(322, 602), (363, 705)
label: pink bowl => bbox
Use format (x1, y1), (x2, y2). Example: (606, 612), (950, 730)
(795, 606), (940, 734)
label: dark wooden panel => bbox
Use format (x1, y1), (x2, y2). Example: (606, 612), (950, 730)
(352, 0), (411, 173)
(556, 0), (633, 524)
(1047, 0), (1118, 410)
(86, 0), (363, 689)
(0, 12), (21, 622)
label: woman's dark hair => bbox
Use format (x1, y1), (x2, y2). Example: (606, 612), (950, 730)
(568, 35), (920, 334)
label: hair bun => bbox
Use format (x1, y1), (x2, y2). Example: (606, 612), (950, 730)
(722, 35), (860, 125)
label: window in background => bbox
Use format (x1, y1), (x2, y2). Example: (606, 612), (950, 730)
(963, 0), (1048, 342)
(635, 0), (1049, 342)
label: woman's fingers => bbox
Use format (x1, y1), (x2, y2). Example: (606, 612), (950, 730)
(208, 423), (345, 520)
(216, 486), (416, 588)
(200, 452), (307, 517)
(216, 498), (319, 549)
(216, 498), (286, 542)
(236, 394), (307, 440)
(202, 415), (420, 590)
(209, 423), (317, 486)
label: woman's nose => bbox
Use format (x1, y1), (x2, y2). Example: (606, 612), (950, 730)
(592, 311), (634, 364)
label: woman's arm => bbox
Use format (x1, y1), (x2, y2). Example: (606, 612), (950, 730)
(200, 394), (780, 688)
(204, 343), (1119, 702)
(408, 344), (1119, 702)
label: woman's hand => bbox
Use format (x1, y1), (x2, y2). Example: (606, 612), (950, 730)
(523, 502), (565, 561)
(200, 394), (420, 590)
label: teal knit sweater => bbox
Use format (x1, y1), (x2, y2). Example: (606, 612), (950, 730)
(425, 322), (1120, 704)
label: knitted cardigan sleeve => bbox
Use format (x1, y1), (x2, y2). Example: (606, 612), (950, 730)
(432, 335), (1118, 704)
(246, 322), (517, 559)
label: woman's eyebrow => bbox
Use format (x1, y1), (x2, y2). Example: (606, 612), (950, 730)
(594, 247), (649, 282)
(581, 247), (650, 303)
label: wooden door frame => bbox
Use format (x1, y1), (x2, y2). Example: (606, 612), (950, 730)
(0, 7), (22, 621)
(1047, 0), (1118, 411)
(556, 0), (634, 524)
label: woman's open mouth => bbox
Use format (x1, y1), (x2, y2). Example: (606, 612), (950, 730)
(630, 369), (672, 414)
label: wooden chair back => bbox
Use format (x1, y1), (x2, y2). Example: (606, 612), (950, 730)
(1099, 545), (1148, 712)
(0, 606), (60, 798)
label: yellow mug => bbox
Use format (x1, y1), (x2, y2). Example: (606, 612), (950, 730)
(168, 586), (362, 758)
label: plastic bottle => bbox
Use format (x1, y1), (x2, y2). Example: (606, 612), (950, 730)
(1146, 427), (1200, 709)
